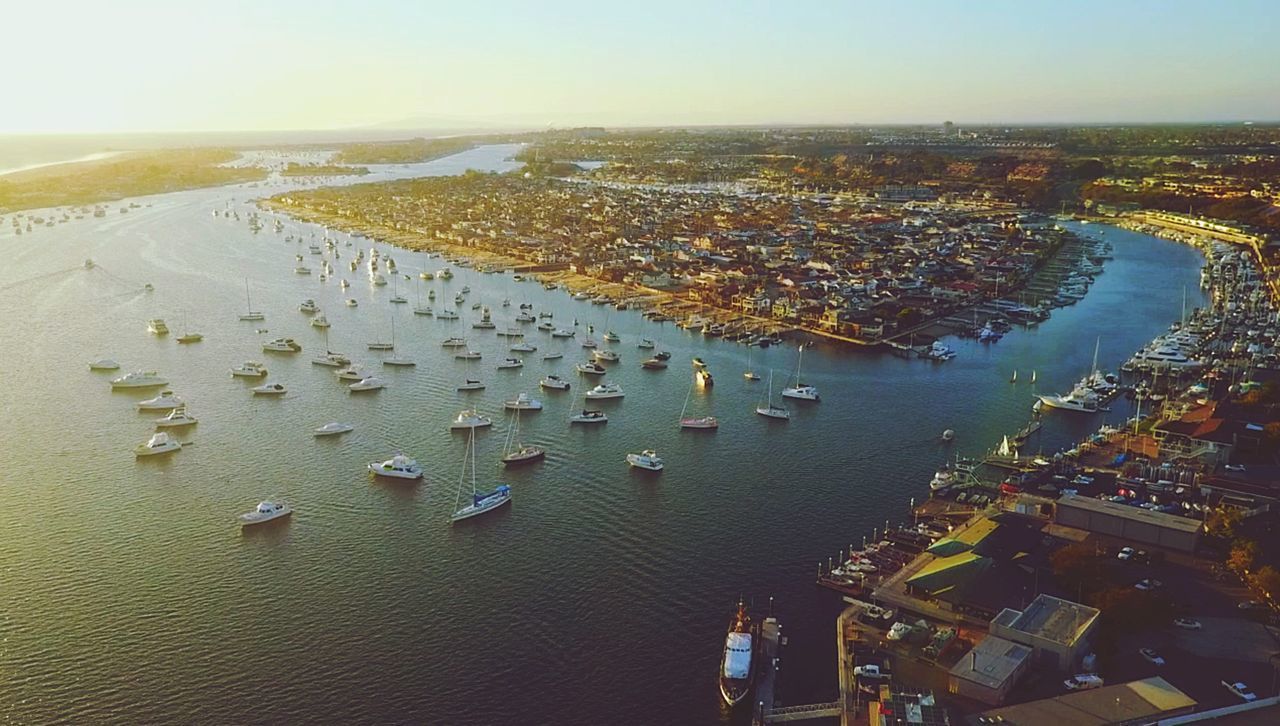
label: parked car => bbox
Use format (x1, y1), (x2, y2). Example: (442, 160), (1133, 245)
(1223, 681), (1257, 702)
(1173, 618), (1202, 630)
(1224, 464), (1247, 473)
(1134, 579), (1163, 591)
(1238, 600), (1265, 611)
(1139, 648), (1165, 666)
(1064, 674), (1105, 691)
(853, 664), (891, 680)
(1117, 547), (1135, 561)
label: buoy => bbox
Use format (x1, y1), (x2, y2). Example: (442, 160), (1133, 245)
(942, 429), (955, 442)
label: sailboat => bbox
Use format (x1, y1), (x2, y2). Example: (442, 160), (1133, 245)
(501, 406), (545, 465)
(569, 370), (607, 424)
(743, 345), (761, 381)
(451, 428), (512, 522)
(1030, 370), (1037, 384)
(239, 278), (264, 321)
(383, 316), (415, 366)
(781, 342), (820, 401)
(755, 369), (790, 420)
(1010, 370), (1018, 383)
(176, 310), (203, 343)
(413, 276), (433, 316)
(389, 274), (407, 304)
(679, 374), (719, 429)
(368, 314), (395, 351)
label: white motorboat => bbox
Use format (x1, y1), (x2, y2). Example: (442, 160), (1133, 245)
(111, 370), (168, 388)
(368, 453), (423, 480)
(1037, 385), (1100, 413)
(230, 361), (268, 378)
(455, 350), (482, 360)
(496, 357), (524, 370)
(346, 299), (359, 307)
(335, 365), (370, 381)
(136, 390), (185, 411)
(551, 328), (575, 338)
(251, 382), (287, 395)
(575, 361), (606, 376)
(510, 341), (537, 353)
(585, 383), (624, 400)
(781, 344), (820, 401)
(503, 393), (543, 411)
(263, 338), (302, 353)
(155, 405), (198, 427)
(314, 422), (354, 436)
(515, 311), (536, 323)
(147, 319), (169, 335)
(537, 321), (555, 332)
(239, 501), (292, 527)
(451, 428), (511, 522)
(311, 351), (351, 367)
(370, 273), (387, 286)
(176, 331), (203, 344)
(540, 375), (570, 390)
(340, 279), (350, 288)
(592, 349), (620, 363)
(637, 338), (655, 349)
(311, 313), (330, 328)
(603, 331), (621, 343)
(641, 358), (668, 369)
(134, 431), (182, 457)
(626, 449), (664, 471)
(348, 376), (387, 392)
(456, 379), (486, 391)
(542, 352), (564, 361)
(299, 299), (319, 314)
(450, 409), (493, 430)
(441, 337), (468, 348)
(436, 308), (459, 319)
(89, 358), (121, 371)
(570, 409), (608, 424)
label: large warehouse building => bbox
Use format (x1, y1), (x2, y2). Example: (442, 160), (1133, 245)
(1054, 494), (1203, 552)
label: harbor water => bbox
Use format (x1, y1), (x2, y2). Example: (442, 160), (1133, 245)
(0, 147), (1206, 724)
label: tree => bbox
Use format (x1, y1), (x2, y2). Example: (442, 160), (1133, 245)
(1255, 566), (1280, 601)
(1051, 542), (1104, 595)
(1229, 539), (1260, 574)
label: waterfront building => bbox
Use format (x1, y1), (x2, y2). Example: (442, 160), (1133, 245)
(947, 635), (1032, 706)
(989, 594), (1099, 673)
(1053, 494), (1203, 553)
(968, 677), (1196, 726)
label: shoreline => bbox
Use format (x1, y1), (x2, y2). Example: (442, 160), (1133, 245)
(0, 150), (136, 180)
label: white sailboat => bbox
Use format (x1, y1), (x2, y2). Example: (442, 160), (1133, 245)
(501, 405), (545, 465)
(744, 345), (760, 381)
(368, 314), (395, 351)
(755, 369), (790, 420)
(239, 278), (264, 321)
(781, 343), (820, 401)
(679, 374), (718, 429)
(451, 428), (512, 522)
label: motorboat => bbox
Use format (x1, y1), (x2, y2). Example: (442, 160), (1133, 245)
(637, 338), (655, 349)
(540, 375), (570, 391)
(551, 328), (575, 338)
(592, 349), (620, 363)
(696, 369), (714, 387)
(311, 314), (331, 328)
(348, 376), (387, 392)
(176, 332), (203, 344)
(299, 299), (319, 314)
(345, 299), (359, 307)
(456, 379), (486, 391)
(239, 501), (292, 527)
(626, 449), (664, 471)
(262, 338), (302, 353)
(147, 319), (169, 335)
(136, 390), (184, 411)
(314, 422), (354, 436)
(654, 351), (672, 361)
(311, 351), (351, 367)
(251, 382), (287, 395)
(641, 358), (668, 369)
(515, 311), (536, 323)
(230, 361), (268, 378)
(496, 357), (524, 370)
(569, 409), (608, 424)
(719, 600), (754, 706)
(679, 416), (719, 429)
(585, 383), (624, 400)
(603, 331), (621, 343)
(781, 384), (819, 401)
(111, 370), (168, 388)
(510, 341), (538, 353)
(537, 321), (556, 332)
(335, 366), (370, 381)
(503, 393), (543, 411)
(134, 431), (182, 457)
(370, 273), (387, 286)
(441, 337), (468, 348)
(89, 358), (120, 371)
(1037, 385), (1100, 413)
(455, 350), (482, 360)
(451, 410), (493, 429)
(368, 454), (423, 480)
(542, 352), (564, 361)
(294, 265), (311, 275)
(692, 357), (707, 369)
(155, 405), (198, 427)
(436, 308), (459, 319)
(575, 361), (606, 375)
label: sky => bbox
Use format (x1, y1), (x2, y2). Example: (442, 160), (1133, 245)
(5, 0), (1279, 134)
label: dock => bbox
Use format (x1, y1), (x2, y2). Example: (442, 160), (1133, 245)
(752, 617), (781, 725)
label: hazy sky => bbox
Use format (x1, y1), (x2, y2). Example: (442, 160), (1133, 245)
(7, 0), (1279, 133)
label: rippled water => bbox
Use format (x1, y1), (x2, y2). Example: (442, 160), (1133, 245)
(0, 148), (1205, 724)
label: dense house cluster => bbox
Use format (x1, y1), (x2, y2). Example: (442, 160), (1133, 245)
(273, 173), (1067, 341)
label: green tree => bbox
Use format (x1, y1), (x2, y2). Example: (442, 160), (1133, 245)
(1255, 566), (1280, 601)
(1229, 539), (1260, 574)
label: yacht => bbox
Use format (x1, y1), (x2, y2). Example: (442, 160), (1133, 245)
(311, 351), (351, 367)
(314, 422), (354, 436)
(450, 410), (493, 429)
(368, 454), (423, 480)
(510, 341), (537, 353)
(718, 600), (754, 706)
(696, 369), (714, 387)
(111, 370), (168, 389)
(134, 432), (182, 457)
(537, 321), (556, 332)
(585, 383), (624, 400)
(551, 328), (575, 338)
(136, 390), (184, 411)
(455, 350), (482, 360)
(367, 340), (394, 351)
(252, 382), (288, 395)
(335, 366), (370, 381)
(348, 376), (387, 392)
(299, 299), (319, 314)
(691, 357), (707, 369)
(1037, 385), (1100, 413)
(925, 341), (957, 361)
(503, 393), (543, 411)
(540, 375), (571, 391)
(626, 450), (664, 471)
(155, 405), (198, 427)
(929, 468), (956, 491)
(637, 338), (655, 350)
(1129, 346), (1203, 369)
(346, 299), (359, 307)
(515, 311), (536, 323)
(441, 337), (468, 348)
(262, 338), (302, 353)
(176, 331), (203, 344)
(603, 331), (621, 343)
(239, 501), (292, 527)
(457, 379), (486, 391)
(89, 358), (121, 371)
(641, 358), (668, 369)
(654, 351), (672, 361)
(310, 313), (331, 328)
(592, 349), (620, 363)
(496, 357), (524, 370)
(576, 361), (606, 376)
(147, 319), (169, 335)
(451, 429), (512, 522)
(569, 409), (608, 424)
(230, 361), (268, 378)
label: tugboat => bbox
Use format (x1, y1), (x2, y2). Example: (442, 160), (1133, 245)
(719, 599), (755, 706)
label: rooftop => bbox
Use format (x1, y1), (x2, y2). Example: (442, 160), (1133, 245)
(993, 594), (1099, 647)
(949, 635), (1031, 689)
(1057, 493), (1204, 534)
(970, 677), (1196, 726)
